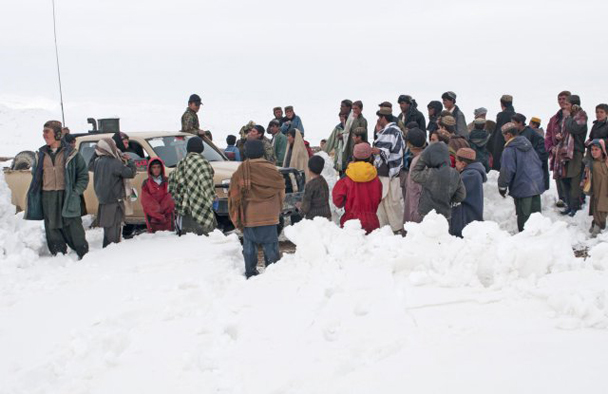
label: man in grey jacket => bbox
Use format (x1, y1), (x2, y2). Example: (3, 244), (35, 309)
(442, 91), (468, 138)
(89, 138), (137, 247)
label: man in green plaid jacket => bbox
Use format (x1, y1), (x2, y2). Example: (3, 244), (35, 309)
(168, 137), (217, 235)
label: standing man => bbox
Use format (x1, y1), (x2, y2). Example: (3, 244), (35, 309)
(272, 107), (285, 126)
(498, 122), (546, 231)
(168, 137), (217, 235)
(555, 95), (588, 216)
(280, 106), (305, 136)
(529, 117), (544, 138)
(546, 91), (572, 207)
(441, 91), (468, 138)
(339, 100), (368, 173)
(268, 119), (287, 166)
(511, 113), (549, 190)
(228, 139), (285, 279)
(247, 124), (276, 163)
(427, 101), (443, 135)
(181, 94), (203, 136)
(397, 95), (426, 131)
(450, 148), (487, 237)
(372, 107), (405, 234)
(490, 94), (516, 170)
(25, 120), (89, 259)
(90, 138), (137, 247)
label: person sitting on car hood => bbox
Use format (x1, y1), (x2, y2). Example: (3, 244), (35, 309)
(141, 157), (175, 233)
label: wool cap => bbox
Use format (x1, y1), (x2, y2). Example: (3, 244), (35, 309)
(568, 95), (581, 106)
(308, 155), (325, 175)
(406, 128), (426, 148)
(474, 107), (488, 117)
(376, 107), (393, 117)
(398, 94), (413, 104)
(187, 136), (205, 153)
(441, 115), (456, 127)
(273, 106), (282, 112)
(456, 147), (476, 161)
(378, 101), (393, 108)
(474, 118), (487, 126)
(530, 117), (541, 124)
(511, 113), (527, 124)
(442, 91), (457, 101)
(352, 127), (367, 136)
(245, 139), (264, 159)
(353, 142), (372, 160)
(188, 94), (202, 104)
(284, 105), (294, 111)
(500, 94), (513, 103)
(406, 121), (419, 130)
(501, 122), (518, 134)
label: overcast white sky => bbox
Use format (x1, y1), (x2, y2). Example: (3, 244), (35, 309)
(1, 0), (607, 152)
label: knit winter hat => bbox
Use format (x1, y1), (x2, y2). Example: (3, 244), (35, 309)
(441, 115), (457, 127)
(501, 94), (513, 103)
(474, 107), (488, 117)
(308, 155), (325, 175)
(406, 128), (426, 148)
(187, 137), (205, 154)
(442, 91), (457, 101)
(353, 142), (372, 160)
(568, 95), (581, 106)
(530, 117), (542, 125)
(456, 147), (476, 161)
(378, 101), (393, 108)
(398, 95), (413, 104)
(245, 139), (264, 159)
(406, 121), (419, 130)
(501, 122), (518, 134)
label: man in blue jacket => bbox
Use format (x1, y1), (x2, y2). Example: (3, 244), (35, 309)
(498, 122), (546, 231)
(280, 106), (305, 136)
(450, 148), (487, 237)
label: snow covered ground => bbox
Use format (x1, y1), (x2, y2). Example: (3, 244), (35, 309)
(1, 167), (608, 393)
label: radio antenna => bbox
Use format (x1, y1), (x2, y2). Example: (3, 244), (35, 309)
(52, 0), (66, 125)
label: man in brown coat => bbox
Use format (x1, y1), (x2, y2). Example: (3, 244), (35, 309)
(228, 139), (285, 278)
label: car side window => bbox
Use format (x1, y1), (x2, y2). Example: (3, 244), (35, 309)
(78, 141), (97, 165)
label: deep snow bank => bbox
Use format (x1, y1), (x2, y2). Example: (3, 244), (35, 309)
(0, 171), (45, 269)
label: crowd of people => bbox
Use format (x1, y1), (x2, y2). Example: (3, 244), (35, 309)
(23, 90), (608, 277)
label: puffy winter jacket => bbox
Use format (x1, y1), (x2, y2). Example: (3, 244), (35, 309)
(410, 142), (466, 220)
(141, 158), (175, 232)
(332, 161), (382, 234)
(498, 136), (545, 198)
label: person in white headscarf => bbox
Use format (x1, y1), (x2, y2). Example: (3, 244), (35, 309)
(89, 137), (137, 247)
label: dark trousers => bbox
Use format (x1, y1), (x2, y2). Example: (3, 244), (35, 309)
(560, 176), (582, 211)
(514, 195), (541, 232)
(178, 214), (213, 236)
(44, 216), (89, 258)
(242, 225), (280, 278)
(103, 223), (122, 248)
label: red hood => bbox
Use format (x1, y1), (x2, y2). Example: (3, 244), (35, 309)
(147, 157), (167, 179)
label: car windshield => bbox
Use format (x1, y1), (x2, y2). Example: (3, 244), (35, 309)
(146, 136), (225, 167)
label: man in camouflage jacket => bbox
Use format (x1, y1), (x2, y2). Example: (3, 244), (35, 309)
(181, 94), (202, 135)
(168, 137), (217, 235)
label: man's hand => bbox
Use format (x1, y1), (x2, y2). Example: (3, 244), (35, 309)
(371, 147), (381, 155)
(498, 187), (507, 198)
(555, 133), (563, 141)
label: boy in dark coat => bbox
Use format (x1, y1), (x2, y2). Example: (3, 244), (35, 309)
(141, 158), (175, 233)
(587, 139), (608, 237)
(333, 143), (383, 234)
(490, 95), (516, 170)
(468, 118), (492, 172)
(498, 122), (546, 231)
(450, 148), (487, 237)
(298, 156), (332, 220)
(410, 142), (466, 221)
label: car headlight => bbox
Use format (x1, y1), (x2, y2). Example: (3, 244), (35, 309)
(221, 179), (230, 192)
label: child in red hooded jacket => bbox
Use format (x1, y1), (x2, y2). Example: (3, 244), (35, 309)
(141, 158), (175, 232)
(332, 142), (382, 234)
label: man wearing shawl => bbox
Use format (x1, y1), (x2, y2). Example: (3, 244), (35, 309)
(228, 139), (285, 279)
(89, 138), (137, 247)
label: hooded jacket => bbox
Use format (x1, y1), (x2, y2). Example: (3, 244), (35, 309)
(410, 142), (466, 220)
(141, 158), (175, 232)
(450, 162), (487, 237)
(332, 161), (382, 234)
(498, 136), (545, 198)
(427, 101), (443, 135)
(468, 129), (491, 172)
(521, 125), (548, 162)
(398, 100), (426, 131)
